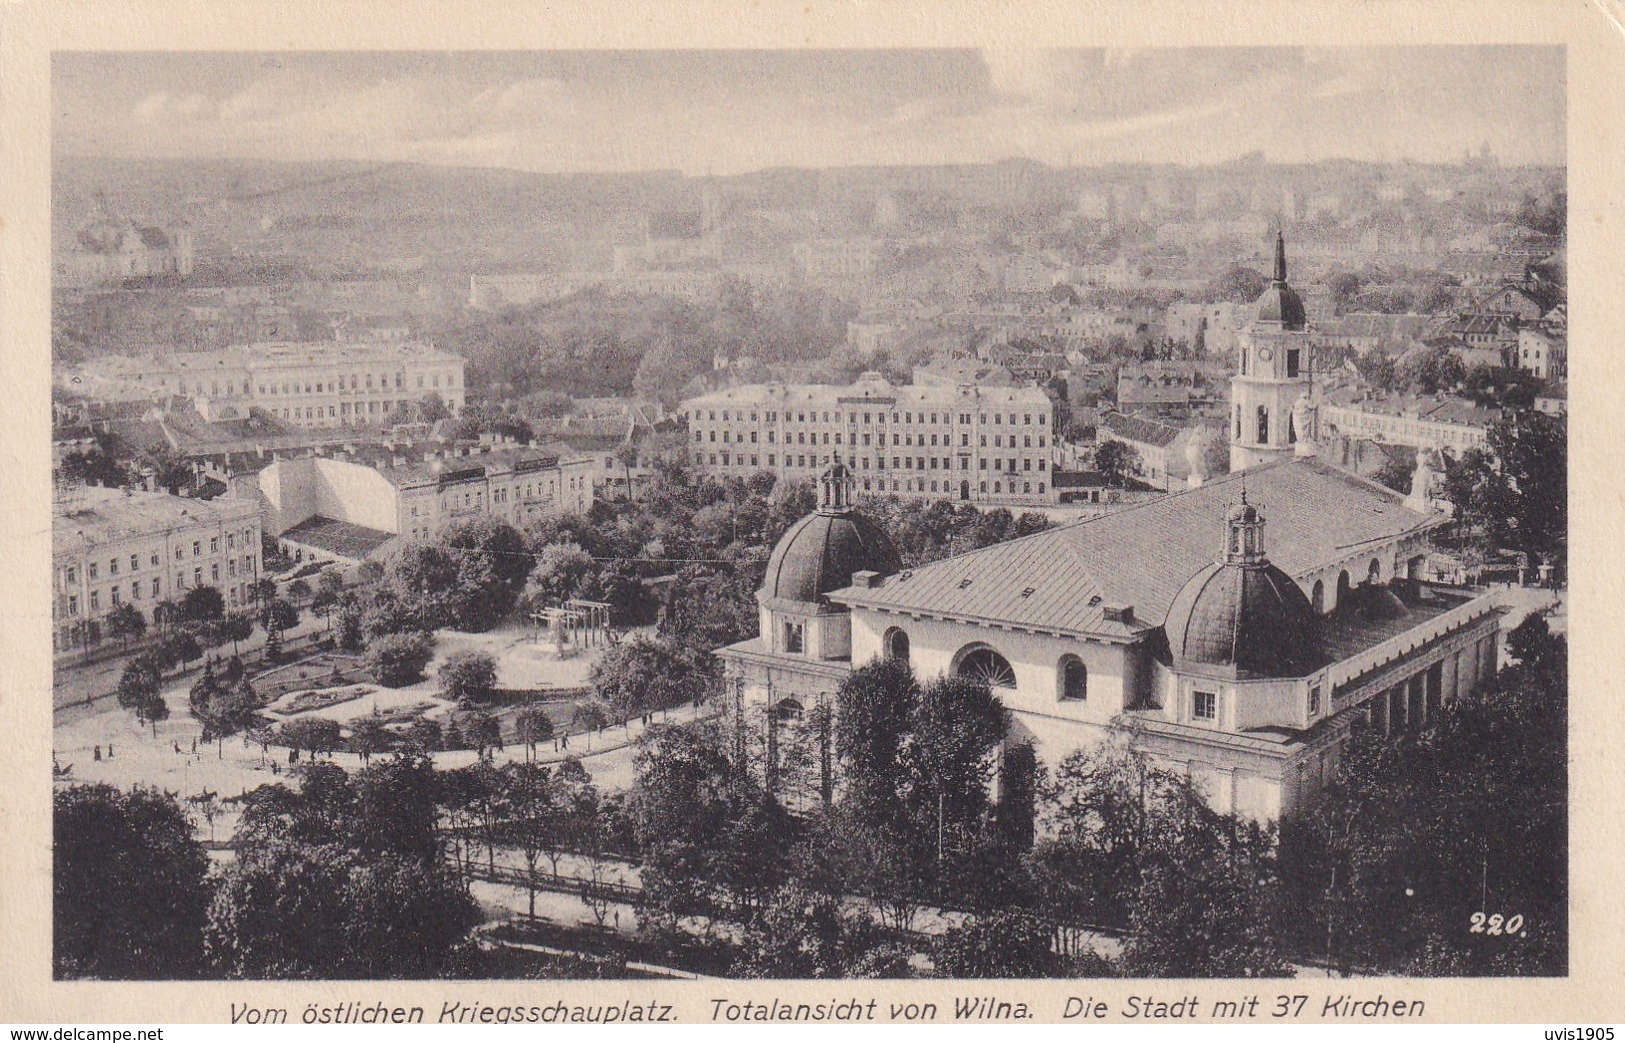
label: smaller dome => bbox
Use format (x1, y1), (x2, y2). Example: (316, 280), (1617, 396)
(1163, 555), (1313, 679)
(1253, 231), (1307, 331)
(1163, 560), (1321, 679)
(1228, 500), (1260, 525)
(1254, 283), (1307, 331)
(759, 463), (900, 610)
(760, 511), (900, 610)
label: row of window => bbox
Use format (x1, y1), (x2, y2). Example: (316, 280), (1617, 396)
(695, 408), (1048, 427)
(60, 557), (255, 616)
(278, 397), (461, 421)
(697, 451), (1047, 473)
(65, 531), (254, 586)
(697, 428), (1047, 449)
(881, 629), (1089, 701)
(253, 371), (457, 396)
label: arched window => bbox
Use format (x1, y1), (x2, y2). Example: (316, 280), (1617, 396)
(955, 645), (1016, 689)
(1234, 404), (1242, 440)
(1256, 405), (1269, 444)
(1311, 579), (1325, 613)
(1336, 569), (1351, 606)
(1367, 559), (1382, 585)
(884, 626), (910, 664)
(1059, 655), (1088, 701)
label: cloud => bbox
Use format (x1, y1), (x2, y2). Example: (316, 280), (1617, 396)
(57, 49), (1563, 173)
(133, 91), (216, 125)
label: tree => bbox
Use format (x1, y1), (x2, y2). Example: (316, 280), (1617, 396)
(279, 716), (342, 761)
(456, 708), (503, 759)
(575, 697), (611, 749)
(55, 785), (211, 978)
(367, 631), (435, 687)
(496, 761), (558, 919)
(1401, 344), (1467, 396)
(287, 578), (312, 609)
(349, 712), (391, 765)
(191, 667), (257, 756)
(1204, 264), (1268, 305)
(835, 658), (920, 819)
(336, 595), (365, 652)
(901, 673), (1011, 859)
(1122, 814), (1287, 978)
(1441, 411), (1567, 561)
(318, 567), (345, 598)
(521, 541), (596, 611)
(613, 439), (641, 493)
(440, 518), (536, 631)
(1093, 439), (1139, 489)
(1371, 448), (1415, 495)
(116, 655), (166, 737)
(934, 909), (1060, 978)
(590, 635), (699, 721)
(218, 612), (254, 657)
(310, 587), (339, 633)
(514, 705), (555, 762)
(1278, 640), (1566, 976)
(205, 754), (478, 978)
(180, 584), (225, 624)
(105, 602), (147, 650)
(265, 597), (300, 637)
(419, 390), (451, 424)
(161, 630), (202, 673)
(1328, 271), (1363, 313)
(438, 650), (499, 705)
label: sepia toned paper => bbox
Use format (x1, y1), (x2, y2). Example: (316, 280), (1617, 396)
(3, 0), (1622, 1025)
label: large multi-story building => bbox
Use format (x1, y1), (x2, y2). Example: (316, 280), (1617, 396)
(63, 342), (466, 430)
(52, 486), (263, 653)
(681, 374), (1058, 505)
(1317, 393), (1495, 456)
(253, 445), (594, 566)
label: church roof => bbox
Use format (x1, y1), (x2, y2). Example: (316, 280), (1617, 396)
(829, 457), (1440, 640)
(760, 462), (901, 610)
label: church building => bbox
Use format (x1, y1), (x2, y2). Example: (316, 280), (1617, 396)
(717, 237), (1503, 821)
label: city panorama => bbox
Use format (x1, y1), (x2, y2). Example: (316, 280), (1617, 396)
(50, 47), (1566, 980)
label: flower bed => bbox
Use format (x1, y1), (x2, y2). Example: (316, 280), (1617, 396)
(270, 684), (374, 717)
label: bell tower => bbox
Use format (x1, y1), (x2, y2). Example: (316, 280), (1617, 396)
(1230, 233), (1312, 472)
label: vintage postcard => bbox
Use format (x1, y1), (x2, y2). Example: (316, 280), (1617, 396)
(2, 0), (1620, 1028)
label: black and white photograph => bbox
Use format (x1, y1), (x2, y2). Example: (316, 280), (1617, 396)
(42, 41), (1571, 988)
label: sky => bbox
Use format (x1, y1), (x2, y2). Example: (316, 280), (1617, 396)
(53, 48), (1565, 175)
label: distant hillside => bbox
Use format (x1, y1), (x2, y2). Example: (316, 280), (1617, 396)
(52, 156), (706, 279)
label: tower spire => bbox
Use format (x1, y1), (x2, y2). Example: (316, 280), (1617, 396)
(1273, 230), (1287, 284)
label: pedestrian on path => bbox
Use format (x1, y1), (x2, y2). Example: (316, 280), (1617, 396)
(94, 744), (101, 762)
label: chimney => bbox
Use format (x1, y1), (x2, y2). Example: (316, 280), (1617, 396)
(1101, 603), (1134, 623)
(850, 570), (882, 588)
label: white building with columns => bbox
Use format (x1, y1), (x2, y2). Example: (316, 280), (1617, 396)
(719, 350), (1502, 821)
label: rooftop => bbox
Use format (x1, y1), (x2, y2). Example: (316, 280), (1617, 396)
(1317, 581), (1482, 664)
(831, 457), (1441, 640)
(54, 486), (256, 555)
(162, 341), (465, 372)
(279, 515), (398, 561)
(1099, 410), (1183, 448)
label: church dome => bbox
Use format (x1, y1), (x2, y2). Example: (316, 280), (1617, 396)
(1253, 231), (1307, 331)
(760, 463), (901, 609)
(1161, 495), (1320, 678)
